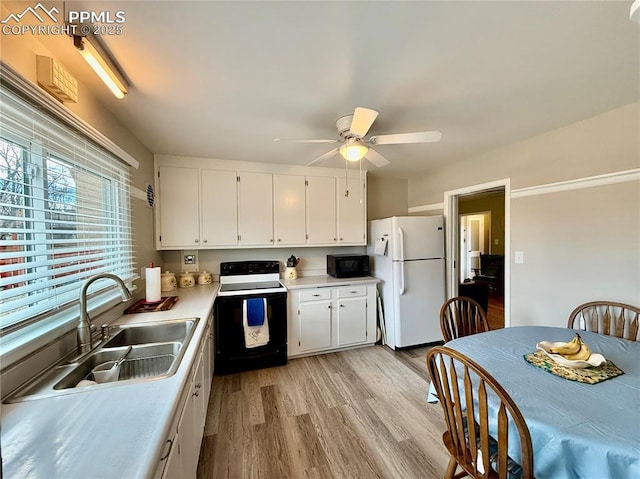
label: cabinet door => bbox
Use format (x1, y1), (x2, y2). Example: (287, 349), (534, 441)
(161, 434), (181, 479)
(158, 166), (200, 248)
(201, 169), (238, 246)
(238, 172), (273, 246)
(336, 297), (368, 346)
(337, 177), (365, 244)
(179, 358), (200, 479)
(193, 354), (206, 439)
(306, 176), (336, 245)
(298, 300), (332, 352)
(273, 174), (306, 245)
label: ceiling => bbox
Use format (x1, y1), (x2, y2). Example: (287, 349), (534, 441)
(32, 1), (640, 177)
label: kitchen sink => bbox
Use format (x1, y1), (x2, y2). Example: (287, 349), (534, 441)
(54, 342), (182, 390)
(103, 319), (195, 348)
(4, 317), (200, 403)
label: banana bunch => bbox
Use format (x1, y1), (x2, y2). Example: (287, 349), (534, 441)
(548, 333), (592, 361)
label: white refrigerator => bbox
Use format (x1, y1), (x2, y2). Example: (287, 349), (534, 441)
(367, 216), (445, 349)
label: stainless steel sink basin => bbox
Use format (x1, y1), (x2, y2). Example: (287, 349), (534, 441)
(4, 317), (200, 403)
(54, 343), (182, 390)
(103, 319), (195, 348)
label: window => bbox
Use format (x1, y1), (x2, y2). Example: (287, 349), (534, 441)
(0, 84), (134, 340)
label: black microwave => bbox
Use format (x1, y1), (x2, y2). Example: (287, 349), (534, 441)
(327, 254), (370, 278)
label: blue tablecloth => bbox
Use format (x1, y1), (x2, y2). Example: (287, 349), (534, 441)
(433, 326), (640, 479)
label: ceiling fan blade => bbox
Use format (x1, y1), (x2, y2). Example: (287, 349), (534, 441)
(364, 148), (390, 168)
(273, 138), (338, 144)
(349, 107), (379, 138)
(306, 148), (339, 166)
(368, 130), (442, 145)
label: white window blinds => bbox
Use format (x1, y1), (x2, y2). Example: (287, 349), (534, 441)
(0, 85), (134, 334)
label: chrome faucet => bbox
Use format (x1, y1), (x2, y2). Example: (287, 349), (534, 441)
(78, 273), (132, 354)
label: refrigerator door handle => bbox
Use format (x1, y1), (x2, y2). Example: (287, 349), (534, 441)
(399, 261), (406, 295)
(398, 227), (405, 261)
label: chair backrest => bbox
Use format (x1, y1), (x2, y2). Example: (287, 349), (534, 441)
(426, 346), (534, 479)
(440, 296), (490, 342)
(568, 301), (640, 341)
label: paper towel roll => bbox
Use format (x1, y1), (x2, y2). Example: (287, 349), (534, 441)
(145, 267), (161, 303)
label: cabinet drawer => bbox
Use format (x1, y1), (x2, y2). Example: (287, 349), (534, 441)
(337, 286), (367, 298)
(298, 289), (332, 302)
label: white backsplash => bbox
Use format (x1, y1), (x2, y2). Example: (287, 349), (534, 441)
(161, 246), (366, 278)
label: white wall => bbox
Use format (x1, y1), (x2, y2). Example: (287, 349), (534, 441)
(367, 175), (408, 219)
(162, 246), (366, 279)
(511, 181), (640, 326)
(408, 103), (640, 327)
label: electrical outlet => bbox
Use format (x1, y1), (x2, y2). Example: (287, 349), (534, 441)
(181, 250), (199, 272)
(515, 251), (524, 264)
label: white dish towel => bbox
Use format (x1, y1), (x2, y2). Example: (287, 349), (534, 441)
(242, 298), (270, 348)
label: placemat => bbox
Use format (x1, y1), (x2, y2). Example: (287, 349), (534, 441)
(124, 296), (179, 314)
(523, 350), (624, 384)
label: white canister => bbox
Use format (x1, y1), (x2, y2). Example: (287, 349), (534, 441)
(161, 271), (177, 291)
(285, 267), (298, 280)
(197, 270), (213, 285)
(179, 272), (195, 288)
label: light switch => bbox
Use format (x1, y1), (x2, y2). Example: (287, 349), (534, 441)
(494, 239), (499, 245)
(515, 251), (524, 264)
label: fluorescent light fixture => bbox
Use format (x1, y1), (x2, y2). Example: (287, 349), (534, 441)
(73, 35), (127, 99)
(339, 141), (368, 162)
(632, 0), (640, 23)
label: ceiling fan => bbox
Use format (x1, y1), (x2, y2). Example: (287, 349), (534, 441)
(273, 107), (442, 168)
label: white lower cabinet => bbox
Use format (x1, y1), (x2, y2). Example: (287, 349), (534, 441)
(157, 321), (211, 479)
(289, 283), (376, 357)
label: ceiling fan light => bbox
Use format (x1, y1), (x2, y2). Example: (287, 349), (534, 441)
(339, 143), (368, 161)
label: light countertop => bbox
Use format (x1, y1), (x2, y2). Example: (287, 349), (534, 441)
(1, 284), (218, 479)
(282, 275), (379, 290)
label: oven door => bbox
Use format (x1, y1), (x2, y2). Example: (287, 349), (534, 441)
(214, 291), (287, 374)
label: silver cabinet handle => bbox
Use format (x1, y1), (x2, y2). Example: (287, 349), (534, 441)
(193, 390), (200, 397)
(339, 237), (343, 241)
(203, 239), (208, 243)
(340, 304), (345, 308)
(313, 294), (320, 297)
(277, 239), (282, 242)
(194, 239), (199, 243)
(270, 238), (274, 242)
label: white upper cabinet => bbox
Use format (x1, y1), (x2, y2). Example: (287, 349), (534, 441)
(158, 166), (200, 248)
(337, 176), (366, 244)
(238, 171), (273, 246)
(306, 176), (337, 245)
(200, 169), (238, 247)
(273, 174), (306, 246)
(155, 157), (367, 249)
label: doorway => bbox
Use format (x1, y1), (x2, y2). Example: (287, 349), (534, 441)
(459, 212), (491, 283)
(445, 180), (510, 328)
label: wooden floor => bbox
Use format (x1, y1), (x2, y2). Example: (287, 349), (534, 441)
(197, 345), (450, 479)
(487, 292), (505, 331)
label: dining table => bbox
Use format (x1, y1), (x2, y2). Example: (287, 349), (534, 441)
(428, 325), (640, 479)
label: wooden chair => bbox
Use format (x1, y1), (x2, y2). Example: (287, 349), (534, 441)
(440, 297), (490, 342)
(426, 346), (534, 479)
(567, 301), (640, 342)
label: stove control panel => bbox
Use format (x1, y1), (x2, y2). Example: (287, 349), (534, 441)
(220, 260), (280, 276)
